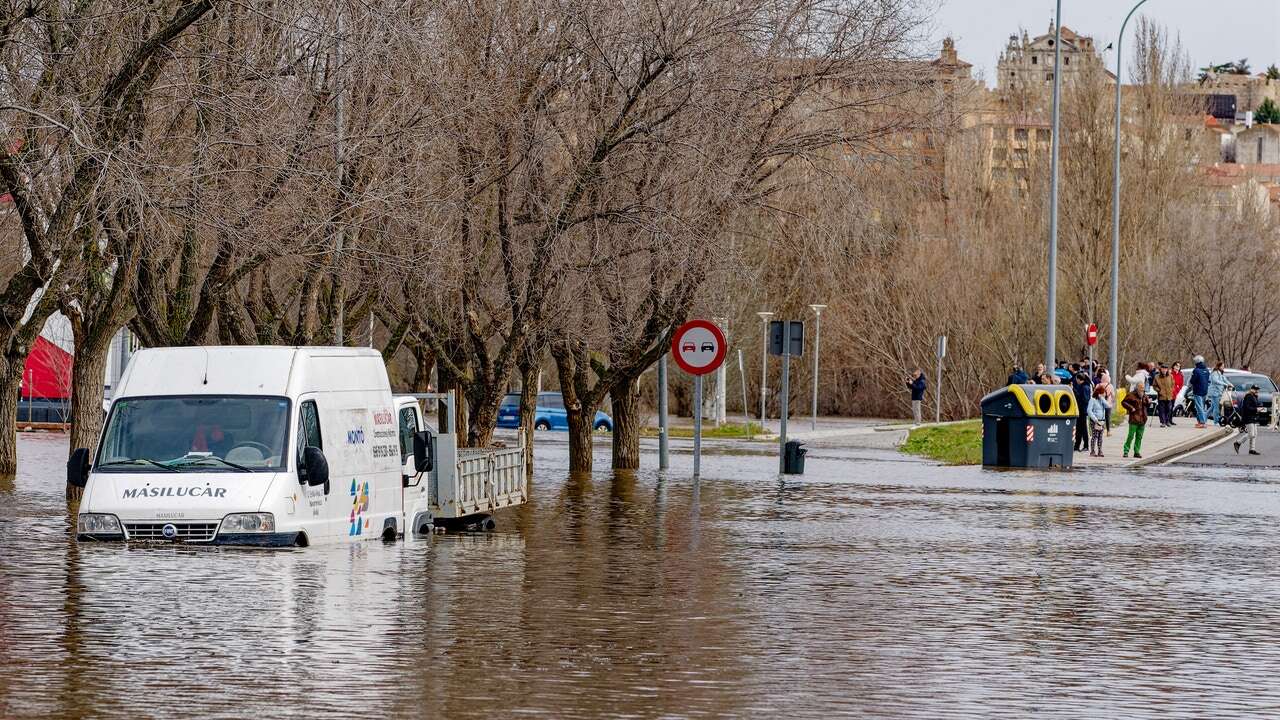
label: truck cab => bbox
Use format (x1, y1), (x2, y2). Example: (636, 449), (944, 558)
(71, 347), (525, 547)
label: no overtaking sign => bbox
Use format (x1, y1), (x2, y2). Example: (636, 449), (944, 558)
(671, 320), (727, 376)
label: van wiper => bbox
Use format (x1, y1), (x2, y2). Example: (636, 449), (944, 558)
(170, 455), (253, 473)
(98, 458), (180, 473)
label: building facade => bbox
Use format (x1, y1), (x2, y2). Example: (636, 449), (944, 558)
(996, 23), (1112, 95)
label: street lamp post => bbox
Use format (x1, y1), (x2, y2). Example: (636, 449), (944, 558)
(1110, 0), (1152, 387)
(757, 311), (773, 428)
(809, 304), (827, 431)
(1045, 0), (1064, 370)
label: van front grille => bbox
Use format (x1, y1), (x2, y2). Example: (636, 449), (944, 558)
(124, 522), (219, 543)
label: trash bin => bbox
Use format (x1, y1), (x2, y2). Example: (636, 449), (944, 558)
(980, 384), (1077, 468)
(783, 440), (807, 474)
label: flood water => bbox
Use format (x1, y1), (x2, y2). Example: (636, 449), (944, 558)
(4, 432), (1280, 718)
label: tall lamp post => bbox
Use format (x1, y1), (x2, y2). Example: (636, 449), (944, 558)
(809, 304), (827, 430)
(1045, 1), (1064, 370)
(1109, 0), (1152, 387)
(757, 311), (773, 427)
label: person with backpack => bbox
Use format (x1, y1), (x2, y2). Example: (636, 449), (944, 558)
(1234, 384), (1262, 456)
(1189, 356), (1210, 428)
(1121, 378), (1149, 459)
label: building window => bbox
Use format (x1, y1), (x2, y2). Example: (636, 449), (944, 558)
(1046, 73), (1054, 82)
(1015, 128), (1029, 141)
(1036, 129), (1050, 142)
(1065, 56), (1070, 66)
(1184, 128), (1192, 141)
(1032, 55), (1038, 65)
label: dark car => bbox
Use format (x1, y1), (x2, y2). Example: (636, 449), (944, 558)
(1224, 373), (1275, 425)
(496, 392), (613, 432)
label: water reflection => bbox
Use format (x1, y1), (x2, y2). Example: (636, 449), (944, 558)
(3, 435), (1280, 717)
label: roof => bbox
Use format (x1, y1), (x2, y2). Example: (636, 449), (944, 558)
(117, 346), (386, 399)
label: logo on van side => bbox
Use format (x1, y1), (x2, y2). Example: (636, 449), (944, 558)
(123, 486), (227, 499)
(373, 409), (393, 426)
(347, 428), (366, 444)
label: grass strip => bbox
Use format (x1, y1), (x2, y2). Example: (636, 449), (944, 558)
(900, 420), (982, 465)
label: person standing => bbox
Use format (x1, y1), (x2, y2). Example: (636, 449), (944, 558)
(1008, 365), (1029, 385)
(1170, 361), (1185, 425)
(1154, 364), (1175, 428)
(907, 369), (926, 426)
(1122, 379), (1148, 459)
(1029, 363), (1046, 384)
(1096, 369), (1115, 437)
(1207, 362), (1229, 425)
(1087, 384), (1109, 457)
(1234, 384), (1262, 456)
(1189, 356), (1210, 428)
(1072, 371), (1092, 452)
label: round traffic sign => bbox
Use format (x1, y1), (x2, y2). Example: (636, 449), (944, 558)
(671, 320), (727, 376)
(1086, 323), (1098, 346)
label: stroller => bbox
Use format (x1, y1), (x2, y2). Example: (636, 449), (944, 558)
(1219, 394), (1240, 427)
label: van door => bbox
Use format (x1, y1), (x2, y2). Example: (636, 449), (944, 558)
(295, 397), (331, 541)
(397, 399), (432, 533)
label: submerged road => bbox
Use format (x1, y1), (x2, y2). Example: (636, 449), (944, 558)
(6, 432), (1280, 717)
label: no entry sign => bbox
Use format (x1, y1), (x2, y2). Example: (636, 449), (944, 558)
(1086, 323), (1098, 346)
(671, 319), (726, 376)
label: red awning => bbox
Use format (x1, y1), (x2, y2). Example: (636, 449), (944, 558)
(22, 335), (72, 399)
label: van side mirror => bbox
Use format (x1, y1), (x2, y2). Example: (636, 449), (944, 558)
(302, 446), (329, 487)
(413, 431), (433, 473)
(67, 448), (90, 488)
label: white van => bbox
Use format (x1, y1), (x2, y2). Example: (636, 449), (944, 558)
(71, 346), (525, 547)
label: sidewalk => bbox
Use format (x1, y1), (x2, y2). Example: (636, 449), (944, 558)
(1073, 421), (1231, 469)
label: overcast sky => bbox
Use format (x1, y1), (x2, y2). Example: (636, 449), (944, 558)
(930, 0), (1280, 86)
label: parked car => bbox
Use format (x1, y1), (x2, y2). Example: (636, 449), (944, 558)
(496, 392), (613, 432)
(1223, 372), (1275, 426)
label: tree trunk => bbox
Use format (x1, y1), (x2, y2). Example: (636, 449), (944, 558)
(610, 376), (642, 470)
(467, 383), (502, 449)
(0, 355), (22, 475)
(566, 405), (594, 472)
(68, 333), (112, 459)
(410, 344), (434, 392)
(518, 361), (537, 481)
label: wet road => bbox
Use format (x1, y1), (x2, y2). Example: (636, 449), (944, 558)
(5, 432), (1280, 718)
(1177, 423), (1280, 467)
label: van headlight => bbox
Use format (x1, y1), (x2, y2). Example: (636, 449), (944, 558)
(77, 513), (123, 536)
(219, 513), (275, 534)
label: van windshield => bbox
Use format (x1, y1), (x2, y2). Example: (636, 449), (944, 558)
(96, 396), (291, 472)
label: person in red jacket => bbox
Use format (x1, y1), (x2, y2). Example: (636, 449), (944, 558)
(1170, 361), (1185, 425)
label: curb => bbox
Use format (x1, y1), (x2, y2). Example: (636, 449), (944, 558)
(1131, 426), (1233, 468)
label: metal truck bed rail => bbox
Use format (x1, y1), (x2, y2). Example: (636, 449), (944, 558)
(434, 443), (527, 519)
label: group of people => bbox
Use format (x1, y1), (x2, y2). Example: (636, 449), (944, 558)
(1005, 355), (1265, 459)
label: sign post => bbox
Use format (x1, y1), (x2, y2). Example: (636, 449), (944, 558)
(657, 354), (669, 470)
(672, 319), (728, 478)
(769, 320), (804, 473)
(1085, 323), (1098, 376)
(936, 335), (947, 424)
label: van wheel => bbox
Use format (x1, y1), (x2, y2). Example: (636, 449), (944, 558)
(594, 421), (611, 432)
(535, 420), (551, 431)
